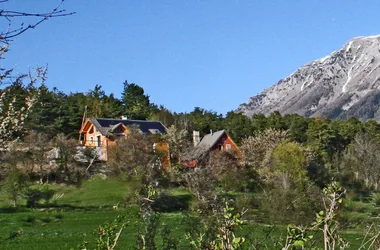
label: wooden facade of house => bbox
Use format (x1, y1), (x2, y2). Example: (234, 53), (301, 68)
(182, 130), (240, 167)
(79, 118), (167, 162)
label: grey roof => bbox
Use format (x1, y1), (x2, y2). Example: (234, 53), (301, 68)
(185, 130), (226, 161)
(86, 118), (167, 136)
(197, 130), (225, 149)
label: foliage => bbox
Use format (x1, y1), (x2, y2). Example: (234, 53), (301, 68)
(317, 182), (348, 250)
(340, 133), (380, 190)
(149, 105), (175, 127)
(135, 184), (179, 250)
(0, 76), (38, 149)
(262, 186), (322, 225)
(54, 133), (87, 183)
(24, 185), (55, 208)
(371, 192), (380, 207)
(223, 112), (252, 143)
(163, 125), (189, 164)
(95, 215), (126, 250)
(184, 214), (217, 250)
(0, 178), (375, 250)
(2, 68), (380, 249)
(282, 182), (348, 250)
(85, 85), (123, 119)
(1, 167), (29, 207)
(78, 215), (126, 250)
(358, 223), (380, 250)
(22, 131), (52, 184)
(107, 131), (168, 207)
(26, 83), (62, 136)
(211, 202), (247, 250)
(184, 167), (218, 213)
(136, 209), (160, 250)
(240, 128), (288, 171)
(108, 132), (160, 178)
(121, 81), (152, 120)
(271, 142), (309, 190)
(184, 201), (247, 250)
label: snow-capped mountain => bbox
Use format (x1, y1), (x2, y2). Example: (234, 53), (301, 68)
(237, 35), (380, 120)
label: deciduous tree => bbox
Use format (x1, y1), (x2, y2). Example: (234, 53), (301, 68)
(340, 133), (380, 190)
(1, 167), (28, 207)
(163, 125), (189, 164)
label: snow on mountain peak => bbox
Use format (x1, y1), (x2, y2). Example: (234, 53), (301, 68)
(236, 35), (380, 121)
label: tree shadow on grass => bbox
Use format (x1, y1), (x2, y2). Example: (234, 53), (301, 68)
(152, 194), (192, 213)
(37, 204), (118, 211)
(0, 204), (120, 213)
(0, 207), (29, 213)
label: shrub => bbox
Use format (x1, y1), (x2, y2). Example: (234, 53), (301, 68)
(24, 186), (55, 208)
(371, 192), (380, 207)
(2, 167), (29, 207)
(261, 186), (322, 225)
(343, 199), (370, 213)
(235, 193), (261, 221)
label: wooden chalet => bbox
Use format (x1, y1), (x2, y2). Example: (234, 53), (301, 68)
(79, 118), (167, 161)
(182, 130), (240, 167)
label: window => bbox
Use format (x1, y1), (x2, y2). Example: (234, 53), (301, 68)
(226, 144), (231, 150)
(149, 129), (161, 134)
(218, 144), (222, 150)
(114, 126), (124, 133)
(89, 136), (94, 145)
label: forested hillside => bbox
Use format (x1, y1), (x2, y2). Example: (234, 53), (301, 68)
(1, 77), (380, 248)
(4, 76), (380, 145)
(0, 2), (379, 248)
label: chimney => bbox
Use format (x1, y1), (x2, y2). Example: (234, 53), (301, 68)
(121, 115), (128, 120)
(210, 129), (213, 135)
(193, 131), (200, 147)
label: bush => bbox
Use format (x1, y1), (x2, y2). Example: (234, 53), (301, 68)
(238, 168), (262, 192)
(219, 169), (261, 192)
(261, 186), (322, 225)
(235, 193), (261, 221)
(371, 192), (380, 207)
(2, 167), (29, 207)
(24, 186), (55, 208)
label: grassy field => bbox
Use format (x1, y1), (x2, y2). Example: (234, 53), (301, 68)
(0, 177), (378, 249)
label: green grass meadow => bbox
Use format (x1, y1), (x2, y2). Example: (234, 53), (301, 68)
(0, 177), (377, 249)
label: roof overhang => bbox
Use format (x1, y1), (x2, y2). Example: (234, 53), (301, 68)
(79, 119), (93, 134)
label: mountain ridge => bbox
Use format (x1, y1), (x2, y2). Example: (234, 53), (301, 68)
(237, 35), (380, 120)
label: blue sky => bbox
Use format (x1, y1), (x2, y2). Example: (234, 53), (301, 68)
(2, 0), (380, 115)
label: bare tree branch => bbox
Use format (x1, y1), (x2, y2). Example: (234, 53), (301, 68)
(0, 0), (75, 43)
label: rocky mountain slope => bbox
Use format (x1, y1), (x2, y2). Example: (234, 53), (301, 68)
(237, 35), (380, 120)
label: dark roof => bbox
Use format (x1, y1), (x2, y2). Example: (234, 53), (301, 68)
(86, 118), (167, 136)
(184, 130), (226, 161)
